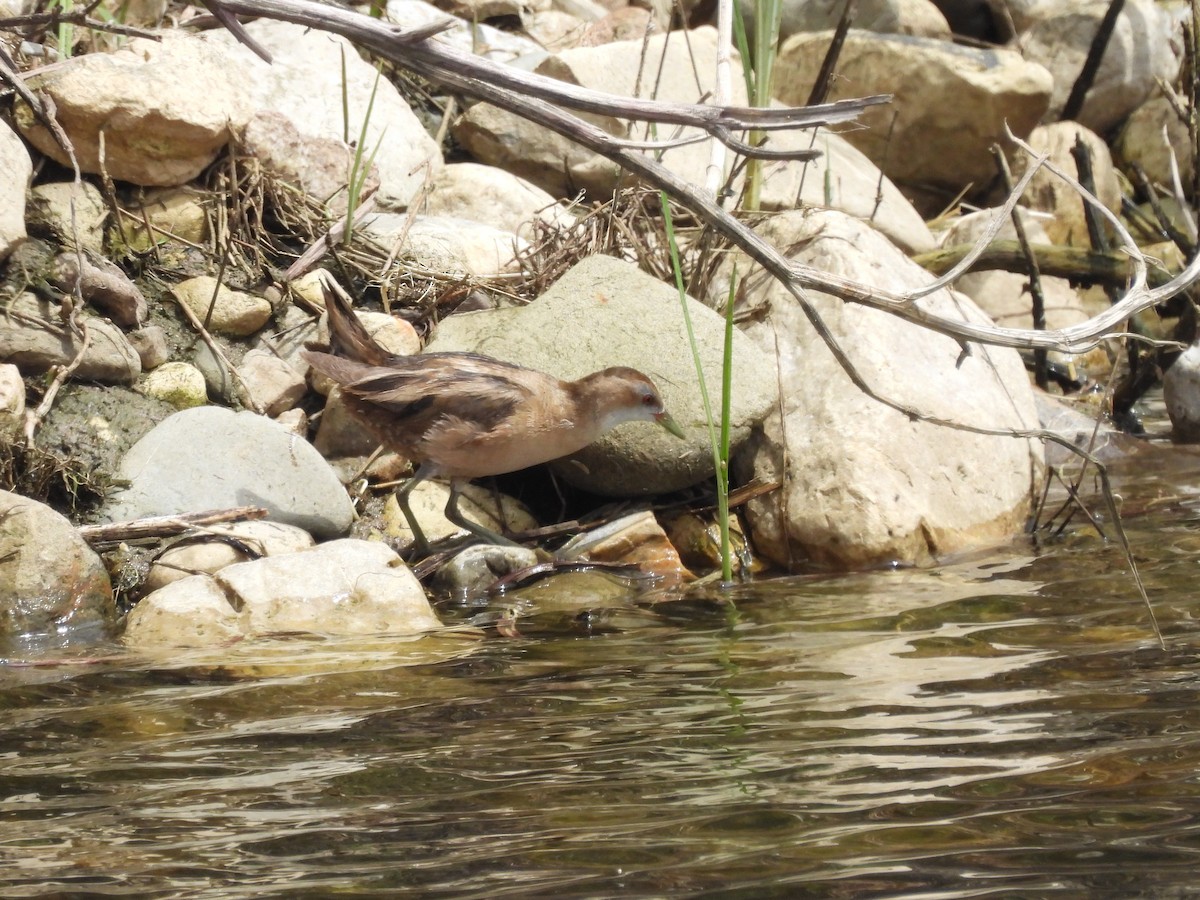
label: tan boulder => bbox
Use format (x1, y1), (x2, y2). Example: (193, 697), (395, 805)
(725, 210), (1042, 570)
(1008, 121), (1122, 248)
(774, 29), (1052, 193)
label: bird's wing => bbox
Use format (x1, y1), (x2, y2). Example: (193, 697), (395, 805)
(310, 351), (538, 434)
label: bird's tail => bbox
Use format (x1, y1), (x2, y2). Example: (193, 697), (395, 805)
(318, 275), (400, 368)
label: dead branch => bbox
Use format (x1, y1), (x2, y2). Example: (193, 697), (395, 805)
(78, 506), (270, 546)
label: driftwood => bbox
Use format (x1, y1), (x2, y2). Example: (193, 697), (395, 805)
(79, 506), (269, 546)
(914, 241), (1177, 290)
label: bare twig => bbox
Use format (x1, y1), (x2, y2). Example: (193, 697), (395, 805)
(807, 0), (855, 107)
(993, 147), (1049, 389)
(1061, 0), (1126, 123)
(79, 506), (270, 546)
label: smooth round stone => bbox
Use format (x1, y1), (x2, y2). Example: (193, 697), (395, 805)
(140, 361), (207, 409)
(104, 406), (354, 538)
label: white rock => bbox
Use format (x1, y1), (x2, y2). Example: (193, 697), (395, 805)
(1008, 121), (1123, 248)
(14, 32), (250, 186)
(0, 121), (31, 259)
(758, 127), (935, 253)
(170, 276), (272, 337)
(239, 348), (308, 418)
(216, 539), (441, 636)
(384, 0), (545, 64)
(140, 361), (208, 409)
(758, 0), (951, 38)
(455, 28), (737, 196)
(359, 212), (525, 278)
(143, 521), (316, 592)
(122, 574), (242, 649)
(208, 19), (443, 209)
(727, 210), (1042, 570)
(422, 162), (575, 239)
(0, 364), (25, 439)
(774, 29), (1052, 192)
(1019, 0), (1180, 134)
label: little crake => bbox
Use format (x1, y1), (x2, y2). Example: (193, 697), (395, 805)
(302, 280), (684, 553)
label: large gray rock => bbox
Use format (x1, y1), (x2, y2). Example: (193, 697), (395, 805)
(0, 491), (113, 647)
(1020, 0), (1179, 135)
(0, 122), (31, 259)
(428, 254), (778, 495)
(725, 210), (1042, 570)
(104, 406), (355, 538)
(774, 30), (1052, 193)
(124, 539), (441, 649)
(14, 32), (250, 186)
(0, 293), (141, 384)
(209, 19), (443, 209)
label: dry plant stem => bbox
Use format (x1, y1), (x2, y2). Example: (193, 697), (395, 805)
(0, 8), (162, 40)
(706, 0), (733, 195)
(283, 195), (378, 282)
(807, 0), (855, 107)
(79, 506), (269, 546)
(170, 290), (264, 415)
(993, 147), (1049, 389)
(204, 0), (1200, 355)
(1071, 137), (1113, 262)
(1129, 163), (1196, 256)
(1061, 0), (1126, 122)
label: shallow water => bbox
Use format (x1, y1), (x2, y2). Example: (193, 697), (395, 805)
(7, 447), (1200, 896)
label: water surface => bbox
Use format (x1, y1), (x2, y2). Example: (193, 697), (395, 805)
(5, 448), (1200, 897)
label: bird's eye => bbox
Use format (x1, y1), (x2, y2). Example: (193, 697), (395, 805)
(642, 393), (657, 406)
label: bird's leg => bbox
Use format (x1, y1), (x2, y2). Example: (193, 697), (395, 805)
(444, 479), (521, 547)
(395, 462), (435, 557)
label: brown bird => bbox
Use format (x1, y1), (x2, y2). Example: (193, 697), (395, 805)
(301, 280), (685, 553)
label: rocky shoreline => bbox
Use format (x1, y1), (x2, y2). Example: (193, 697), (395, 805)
(0, 0), (1193, 656)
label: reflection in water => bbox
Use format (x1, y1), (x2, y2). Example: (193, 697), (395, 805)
(5, 485), (1200, 895)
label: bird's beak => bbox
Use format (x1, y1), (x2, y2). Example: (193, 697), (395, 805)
(657, 411), (685, 439)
